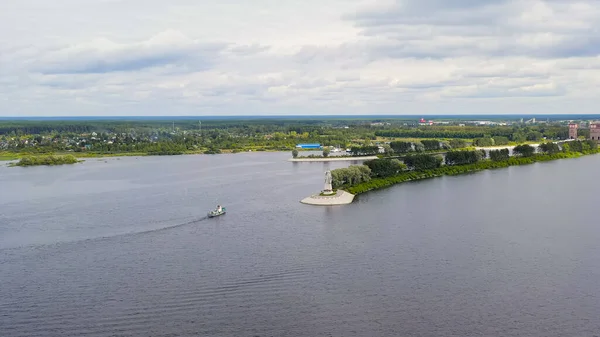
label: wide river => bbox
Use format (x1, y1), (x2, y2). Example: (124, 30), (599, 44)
(1, 152), (599, 337)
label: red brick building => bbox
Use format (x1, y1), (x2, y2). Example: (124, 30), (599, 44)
(590, 123), (600, 143)
(568, 123), (578, 139)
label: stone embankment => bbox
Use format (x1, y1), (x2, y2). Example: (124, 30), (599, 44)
(300, 190), (355, 206)
(289, 156), (378, 162)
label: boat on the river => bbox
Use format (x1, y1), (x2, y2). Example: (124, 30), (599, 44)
(208, 205), (226, 218)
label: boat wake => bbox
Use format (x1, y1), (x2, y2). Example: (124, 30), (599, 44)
(0, 216), (212, 252)
(144, 215), (209, 235)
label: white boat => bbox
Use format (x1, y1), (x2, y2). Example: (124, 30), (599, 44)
(208, 206), (226, 218)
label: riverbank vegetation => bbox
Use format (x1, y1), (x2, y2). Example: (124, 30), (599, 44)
(12, 154), (80, 167)
(331, 140), (599, 195)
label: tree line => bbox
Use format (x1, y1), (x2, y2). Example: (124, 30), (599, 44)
(331, 140), (598, 188)
(376, 125), (570, 141)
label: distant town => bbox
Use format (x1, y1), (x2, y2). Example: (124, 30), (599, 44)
(1, 116), (599, 159)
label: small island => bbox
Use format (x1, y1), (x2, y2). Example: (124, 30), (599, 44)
(11, 154), (82, 167)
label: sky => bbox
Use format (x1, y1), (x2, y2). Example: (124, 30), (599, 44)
(1, 0), (600, 116)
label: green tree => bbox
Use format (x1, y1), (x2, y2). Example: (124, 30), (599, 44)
(444, 150), (482, 166)
(526, 131), (543, 141)
(492, 136), (509, 146)
(292, 149), (299, 158)
(390, 141), (413, 153)
(512, 132), (527, 143)
(538, 142), (560, 154)
(413, 142), (425, 153)
(403, 154), (443, 170)
(585, 140), (598, 150)
(449, 139), (466, 149)
(568, 140), (583, 153)
(513, 144), (535, 157)
(473, 138), (494, 147)
(381, 144), (393, 155)
(350, 146), (379, 156)
(489, 149), (510, 161)
(331, 165), (372, 188)
(421, 140), (440, 151)
(364, 159), (406, 177)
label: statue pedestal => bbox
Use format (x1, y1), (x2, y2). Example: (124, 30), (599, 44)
(299, 169), (355, 205)
(300, 189), (355, 206)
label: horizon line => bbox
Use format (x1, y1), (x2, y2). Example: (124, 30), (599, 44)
(2, 113), (600, 118)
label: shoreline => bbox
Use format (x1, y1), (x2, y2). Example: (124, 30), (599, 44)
(289, 156), (378, 162)
(473, 144), (541, 150)
(1, 149), (291, 163)
(343, 151), (598, 197)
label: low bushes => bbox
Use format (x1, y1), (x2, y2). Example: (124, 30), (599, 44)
(14, 154), (79, 166)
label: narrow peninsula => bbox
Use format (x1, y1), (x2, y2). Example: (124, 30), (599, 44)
(301, 140), (600, 205)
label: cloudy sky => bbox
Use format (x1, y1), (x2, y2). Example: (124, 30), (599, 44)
(1, 0), (600, 116)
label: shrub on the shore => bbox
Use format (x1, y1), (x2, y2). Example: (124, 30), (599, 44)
(15, 154), (79, 167)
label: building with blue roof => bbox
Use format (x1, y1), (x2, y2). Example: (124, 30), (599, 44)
(296, 143), (322, 149)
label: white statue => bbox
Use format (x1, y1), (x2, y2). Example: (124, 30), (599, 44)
(323, 171), (333, 194)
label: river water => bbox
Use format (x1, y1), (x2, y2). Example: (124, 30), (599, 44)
(1, 152), (599, 337)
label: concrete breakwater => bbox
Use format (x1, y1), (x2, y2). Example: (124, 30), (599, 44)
(289, 156), (378, 162)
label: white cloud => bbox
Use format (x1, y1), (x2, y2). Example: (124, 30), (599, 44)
(1, 0), (600, 116)
(29, 30), (226, 74)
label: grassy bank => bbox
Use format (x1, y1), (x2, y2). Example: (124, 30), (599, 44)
(0, 153), (19, 161)
(345, 151), (597, 195)
(11, 154), (81, 167)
